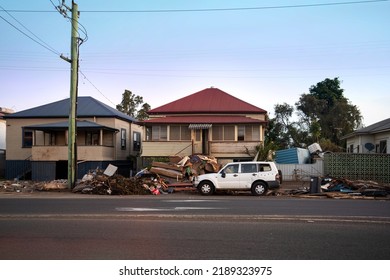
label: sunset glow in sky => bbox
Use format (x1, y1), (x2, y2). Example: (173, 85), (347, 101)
(1, 0), (389, 126)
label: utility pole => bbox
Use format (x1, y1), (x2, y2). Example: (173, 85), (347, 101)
(57, 1), (80, 188)
(59, 1), (79, 188)
(68, 1), (79, 188)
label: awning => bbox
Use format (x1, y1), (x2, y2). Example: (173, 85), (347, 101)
(23, 120), (119, 132)
(188, 124), (212, 130)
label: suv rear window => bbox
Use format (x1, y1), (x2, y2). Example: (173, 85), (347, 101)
(258, 163), (271, 172)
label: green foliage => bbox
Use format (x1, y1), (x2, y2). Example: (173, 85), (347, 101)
(318, 139), (344, 152)
(116, 89), (150, 120)
(268, 77), (363, 149)
(136, 103), (151, 121)
(254, 141), (280, 161)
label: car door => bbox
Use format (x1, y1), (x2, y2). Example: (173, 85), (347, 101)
(216, 163), (240, 189)
(239, 163), (258, 189)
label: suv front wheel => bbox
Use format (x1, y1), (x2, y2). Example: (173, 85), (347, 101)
(198, 181), (215, 195)
(251, 182), (268, 196)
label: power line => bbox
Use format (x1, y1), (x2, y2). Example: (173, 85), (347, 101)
(2, 0), (389, 13)
(79, 70), (117, 107)
(0, 4), (60, 55)
(0, 14), (61, 56)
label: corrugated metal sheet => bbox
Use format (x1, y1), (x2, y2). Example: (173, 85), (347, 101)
(5, 160), (31, 180)
(276, 160), (324, 181)
(188, 124), (212, 130)
(31, 161), (56, 181)
(275, 148), (310, 164)
(148, 88), (267, 115)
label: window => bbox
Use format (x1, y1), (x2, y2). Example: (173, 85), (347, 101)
(212, 125), (235, 141)
(170, 125), (191, 141)
(241, 163), (257, 173)
(121, 129), (126, 149)
(238, 125), (260, 141)
(133, 131), (141, 152)
(349, 144), (354, 153)
(86, 131), (99, 146)
(150, 125), (167, 141)
(378, 140), (387, 154)
(258, 163), (271, 172)
(23, 129), (33, 147)
(223, 164), (239, 174)
(49, 133), (56, 145)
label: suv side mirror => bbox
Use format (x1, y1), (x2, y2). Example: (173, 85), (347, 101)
(221, 171), (226, 178)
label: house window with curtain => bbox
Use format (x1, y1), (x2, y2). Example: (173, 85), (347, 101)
(148, 125), (167, 141)
(133, 131), (141, 152)
(238, 125), (260, 141)
(212, 125), (235, 141)
(170, 125), (191, 141)
(22, 129), (33, 148)
(121, 128), (126, 149)
(86, 131), (99, 146)
(377, 140), (387, 154)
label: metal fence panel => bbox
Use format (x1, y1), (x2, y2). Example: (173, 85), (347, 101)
(276, 159), (324, 181)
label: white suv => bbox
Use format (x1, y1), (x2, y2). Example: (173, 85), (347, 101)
(193, 161), (281, 196)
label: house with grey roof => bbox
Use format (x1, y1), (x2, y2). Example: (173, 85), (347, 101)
(141, 87), (268, 163)
(341, 118), (390, 154)
(4, 97), (142, 180)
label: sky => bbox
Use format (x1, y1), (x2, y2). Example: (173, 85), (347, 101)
(1, 0), (389, 126)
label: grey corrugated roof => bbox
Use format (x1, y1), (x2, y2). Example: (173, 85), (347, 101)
(5, 96), (137, 122)
(24, 120), (118, 132)
(342, 118), (390, 139)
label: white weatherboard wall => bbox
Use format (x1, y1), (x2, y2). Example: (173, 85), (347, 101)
(0, 121), (5, 150)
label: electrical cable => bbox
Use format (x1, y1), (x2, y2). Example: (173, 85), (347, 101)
(0, 4), (60, 55)
(0, 14), (61, 56)
(2, 0), (388, 13)
(79, 70), (117, 106)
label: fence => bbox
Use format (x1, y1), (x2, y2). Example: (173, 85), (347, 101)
(324, 153), (390, 184)
(276, 159), (324, 182)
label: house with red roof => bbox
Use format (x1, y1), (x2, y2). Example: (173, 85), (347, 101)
(141, 87), (268, 162)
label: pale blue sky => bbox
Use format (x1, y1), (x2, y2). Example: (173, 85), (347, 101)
(1, 0), (389, 126)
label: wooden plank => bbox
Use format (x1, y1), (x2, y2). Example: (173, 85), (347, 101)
(150, 167), (184, 179)
(152, 161), (183, 172)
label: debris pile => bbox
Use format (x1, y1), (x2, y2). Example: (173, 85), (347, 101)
(149, 155), (221, 183)
(72, 170), (152, 195)
(284, 177), (390, 198)
(0, 180), (68, 193)
(321, 178), (390, 197)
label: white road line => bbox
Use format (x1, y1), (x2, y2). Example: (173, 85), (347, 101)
(115, 207), (225, 212)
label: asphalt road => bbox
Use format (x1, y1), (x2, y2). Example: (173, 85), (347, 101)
(0, 193), (389, 259)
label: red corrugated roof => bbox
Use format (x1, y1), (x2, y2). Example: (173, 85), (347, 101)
(143, 115), (266, 124)
(148, 87), (267, 115)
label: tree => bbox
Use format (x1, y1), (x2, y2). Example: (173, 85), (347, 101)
(268, 78), (363, 151)
(136, 102), (151, 121)
(116, 89), (149, 120)
(295, 77), (362, 147)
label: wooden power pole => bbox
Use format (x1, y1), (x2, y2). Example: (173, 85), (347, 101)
(67, 1), (79, 188)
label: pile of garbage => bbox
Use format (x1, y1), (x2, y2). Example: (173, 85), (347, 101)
(321, 178), (390, 197)
(285, 177), (390, 198)
(0, 179), (68, 193)
(148, 154), (221, 182)
(73, 164), (169, 195)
